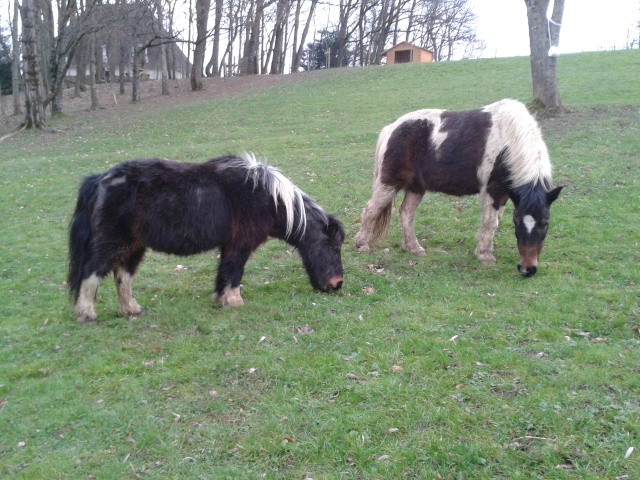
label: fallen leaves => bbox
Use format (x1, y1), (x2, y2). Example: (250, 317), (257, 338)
(292, 325), (314, 335)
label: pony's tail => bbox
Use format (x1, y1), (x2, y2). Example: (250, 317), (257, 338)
(369, 126), (394, 244)
(68, 174), (101, 302)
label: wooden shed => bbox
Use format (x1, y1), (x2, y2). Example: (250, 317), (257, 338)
(381, 42), (434, 65)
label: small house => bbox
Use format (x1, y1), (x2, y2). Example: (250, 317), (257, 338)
(381, 42), (434, 65)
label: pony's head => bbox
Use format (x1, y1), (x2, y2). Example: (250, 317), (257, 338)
(510, 184), (562, 277)
(298, 214), (345, 292)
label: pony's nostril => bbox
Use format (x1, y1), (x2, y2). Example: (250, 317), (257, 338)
(335, 280), (343, 290)
(518, 264), (537, 278)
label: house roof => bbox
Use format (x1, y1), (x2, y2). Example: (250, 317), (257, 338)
(381, 41), (433, 57)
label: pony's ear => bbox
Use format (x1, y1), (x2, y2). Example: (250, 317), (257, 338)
(547, 186), (563, 205)
(326, 216), (342, 238)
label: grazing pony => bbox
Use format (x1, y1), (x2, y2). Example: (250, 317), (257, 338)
(354, 99), (562, 277)
(68, 153), (345, 324)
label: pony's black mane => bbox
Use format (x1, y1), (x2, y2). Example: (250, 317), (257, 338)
(512, 180), (551, 210)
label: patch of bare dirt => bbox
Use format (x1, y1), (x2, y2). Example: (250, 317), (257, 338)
(63, 73), (305, 114)
(1, 73), (307, 135)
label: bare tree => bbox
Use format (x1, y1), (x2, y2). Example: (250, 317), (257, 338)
(205, 0), (224, 76)
(155, 0), (169, 94)
(20, 0), (47, 128)
(190, 0), (210, 90)
(524, 0), (564, 110)
(11, 0), (22, 115)
(290, 0), (318, 72)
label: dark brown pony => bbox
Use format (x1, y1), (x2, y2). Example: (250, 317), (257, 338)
(355, 99), (562, 276)
(68, 154), (344, 324)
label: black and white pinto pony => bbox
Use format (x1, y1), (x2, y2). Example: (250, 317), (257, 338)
(68, 153), (345, 324)
(354, 99), (562, 277)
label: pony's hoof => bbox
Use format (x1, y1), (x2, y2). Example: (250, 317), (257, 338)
(477, 254), (496, 266)
(77, 315), (97, 325)
(404, 244), (427, 256)
(128, 308), (144, 319)
(212, 287), (244, 307)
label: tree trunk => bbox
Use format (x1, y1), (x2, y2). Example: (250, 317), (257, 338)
(524, 0), (564, 110)
(89, 29), (99, 109)
(190, 0), (211, 90)
(154, 0), (170, 94)
(269, 0), (288, 74)
(132, 44), (143, 102)
(205, 0), (223, 76)
(12, 0), (22, 115)
(20, 0), (47, 129)
(291, 0), (317, 73)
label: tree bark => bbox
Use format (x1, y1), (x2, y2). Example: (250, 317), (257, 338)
(524, 0), (564, 110)
(190, 0), (210, 90)
(89, 27), (99, 109)
(11, 0), (22, 115)
(205, 0), (223, 76)
(154, 0), (169, 94)
(291, 0), (317, 72)
(20, 0), (47, 129)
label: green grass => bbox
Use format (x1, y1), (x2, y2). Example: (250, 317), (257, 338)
(1, 50), (639, 478)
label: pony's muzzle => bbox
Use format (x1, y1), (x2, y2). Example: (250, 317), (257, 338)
(326, 275), (344, 291)
(517, 244), (541, 278)
(517, 264), (537, 277)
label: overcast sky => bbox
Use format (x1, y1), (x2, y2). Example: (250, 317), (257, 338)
(472, 0), (640, 58)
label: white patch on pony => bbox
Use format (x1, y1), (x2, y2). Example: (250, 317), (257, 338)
(74, 273), (103, 321)
(523, 214), (536, 233)
(377, 110), (446, 169)
(114, 269), (143, 317)
(481, 99), (553, 188)
(106, 175), (126, 186)
(212, 286), (244, 307)
(236, 153), (319, 239)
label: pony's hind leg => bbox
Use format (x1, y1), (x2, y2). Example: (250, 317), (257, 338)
(74, 273), (105, 324)
(399, 190), (426, 256)
(354, 184), (397, 252)
(114, 247), (146, 318)
(475, 192), (508, 265)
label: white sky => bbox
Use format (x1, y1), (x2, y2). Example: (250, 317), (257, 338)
(472, 0), (640, 57)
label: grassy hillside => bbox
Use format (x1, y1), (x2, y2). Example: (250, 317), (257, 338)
(1, 51), (639, 479)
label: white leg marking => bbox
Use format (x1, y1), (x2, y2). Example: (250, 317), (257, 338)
(523, 214), (536, 234)
(212, 286), (244, 307)
(115, 268), (143, 317)
(400, 191), (426, 255)
(475, 193), (501, 266)
(73, 273), (103, 323)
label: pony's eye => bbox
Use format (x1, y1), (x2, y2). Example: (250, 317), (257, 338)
(540, 220), (549, 228)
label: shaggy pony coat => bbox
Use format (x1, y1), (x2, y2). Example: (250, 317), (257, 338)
(69, 154), (344, 324)
(354, 99), (562, 276)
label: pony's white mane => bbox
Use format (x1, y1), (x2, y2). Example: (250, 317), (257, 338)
(484, 99), (553, 189)
(235, 153), (314, 238)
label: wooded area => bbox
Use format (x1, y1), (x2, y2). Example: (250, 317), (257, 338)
(0, 0), (580, 131)
(0, 0), (485, 127)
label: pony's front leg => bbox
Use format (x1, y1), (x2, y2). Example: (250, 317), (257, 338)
(400, 191), (426, 256)
(73, 273), (105, 324)
(212, 246), (251, 307)
(475, 193), (507, 265)
(114, 267), (144, 318)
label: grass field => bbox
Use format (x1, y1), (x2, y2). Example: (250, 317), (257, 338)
(1, 50), (639, 479)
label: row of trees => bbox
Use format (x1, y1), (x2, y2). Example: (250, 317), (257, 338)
(1, 0), (574, 132)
